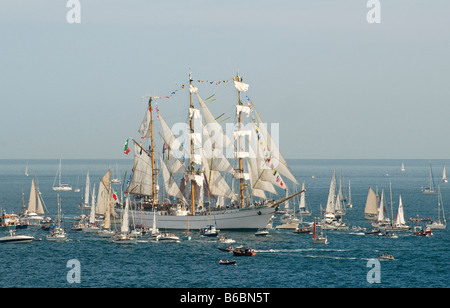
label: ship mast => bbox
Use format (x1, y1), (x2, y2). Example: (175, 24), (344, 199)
(189, 73), (196, 215)
(237, 72), (245, 208)
(148, 97), (157, 204)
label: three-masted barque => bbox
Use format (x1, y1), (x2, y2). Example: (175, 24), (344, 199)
(120, 73), (301, 230)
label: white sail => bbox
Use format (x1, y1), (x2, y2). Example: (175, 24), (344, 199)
(89, 186), (96, 225)
(36, 190), (45, 215)
(96, 170), (111, 215)
(249, 102), (299, 186)
(159, 155), (188, 204)
(364, 187), (378, 217)
(299, 182), (306, 210)
(202, 153), (236, 200)
(27, 179), (37, 213)
(84, 170), (90, 207)
(377, 190), (385, 222)
(395, 195), (406, 225)
(128, 141), (153, 196)
(325, 170), (336, 214)
(138, 106), (152, 139)
(121, 196), (130, 233)
(443, 164), (447, 183)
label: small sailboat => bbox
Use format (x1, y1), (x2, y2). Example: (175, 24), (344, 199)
(442, 164), (448, 183)
(82, 183), (100, 233)
(401, 162), (405, 172)
(79, 170), (91, 209)
(421, 161), (436, 194)
(113, 195), (137, 245)
(200, 224), (219, 237)
(385, 195), (411, 232)
(20, 176), (47, 225)
(52, 159), (72, 191)
(345, 180), (353, 208)
(111, 163), (121, 184)
(312, 218), (327, 244)
(427, 185), (446, 229)
(364, 187), (378, 220)
(298, 182), (311, 216)
(25, 162), (29, 176)
(46, 195), (67, 242)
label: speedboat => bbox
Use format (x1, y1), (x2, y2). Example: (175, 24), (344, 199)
(156, 232), (180, 242)
(255, 228), (269, 236)
(218, 236), (235, 244)
(377, 253), (394, 261)
(293, 227), (311, 234)
(413, 226), (433, 237)
(233, 245), (257, 257)
(0, 230), (34, 243)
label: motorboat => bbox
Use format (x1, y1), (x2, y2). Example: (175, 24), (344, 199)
(218, 236), (235, 244)
(233, 245), (256, 257)
(218, 246), (233, 252)
(377, 253), (394, 261)
(413, 226), (433, 237)
(255, 228), (269, 236)
(0, 230), (34, 243)
(293, 226), (311, 234)
(156, 232), (180, 242)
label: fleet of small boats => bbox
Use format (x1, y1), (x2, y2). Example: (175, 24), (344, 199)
(3, 79), (448, 272)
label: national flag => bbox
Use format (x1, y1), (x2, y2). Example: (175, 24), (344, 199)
(124, 139), (131, 155)
(112, 190), (118, 201)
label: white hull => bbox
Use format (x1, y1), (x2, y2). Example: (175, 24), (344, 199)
(52, 186), (73, 191)
(46, 235), (67, 242)
(125, 206), (275, 230)
(0, 235), (34, 243)
(427, 222), (446, 230)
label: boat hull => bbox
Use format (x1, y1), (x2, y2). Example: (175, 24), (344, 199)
(124, 206), (275, 230)
(0, 235), (34, 243)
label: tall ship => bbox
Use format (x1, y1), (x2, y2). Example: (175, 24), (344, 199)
(120, 73), (301, 230)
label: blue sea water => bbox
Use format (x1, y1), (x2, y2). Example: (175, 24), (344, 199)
(0, 159), (449, 288)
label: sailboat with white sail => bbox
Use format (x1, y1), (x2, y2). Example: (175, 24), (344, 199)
(46, 194), (67, 242)
(20, 176), (47, 225)
(52, 159), (72, 191)
(442, 164), (448, 183)
(421, 161), (436, 194)
(386, 195), (411, 232)
(120, 73), (301, 230)
(113, 195), (137, 245)
(364, 187), (378, 220)
(298, 182), (311, 216)
(427, 185), (446, 229)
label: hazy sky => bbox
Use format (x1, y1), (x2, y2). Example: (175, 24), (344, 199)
(1, 1), (450, 160)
